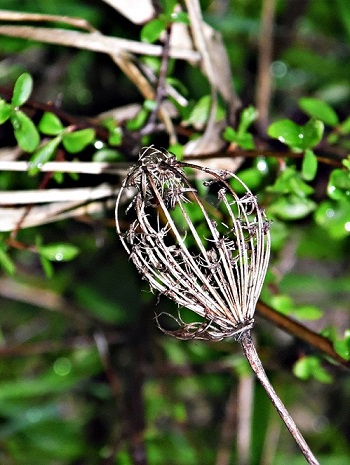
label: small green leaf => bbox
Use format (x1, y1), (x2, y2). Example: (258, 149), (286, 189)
(39, 112), (64, 135)
(293, 356), (332, 383)
(237, 106), (258, 135)
(141, 18), (167, 43)
(267, 167), (314, 196)
(0, 245), (15, 275)
(292, 305), (323, 320)
(339, 116), (350, 134)
(126, 108), (149, 131)
(11, 72), (33, 107)
(108, 126), (123, 146)
(237, 132), (255, 149)
(223, 126), (237, 142)
(327, 168), (350, 201)
(28, 136), (61, 174)
(270, 294), (294, 314)
(302, 149), (318, 181)
(268, 195), (316, 220)
(299, 97), (339, 126)
(268, 119), (302, 150)
(62, 128), (95, 153)
(184, 95), (225, 128)
(39, 243), (80, 262)
(11, 110), (40, 152)
(170, 11), (189, 24)
(168, 142), (184, 159)
(315, 199), (350, 239)
(40, 253), (54, 278)
(301, 119), (324, 149)
(162, 0), (177, 16)
(92, 148), (123, 162)
(334, 337), (350, 360)
(0, 100), (12, 124)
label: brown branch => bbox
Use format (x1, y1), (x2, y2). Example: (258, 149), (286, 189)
(256, 300), (350, 369)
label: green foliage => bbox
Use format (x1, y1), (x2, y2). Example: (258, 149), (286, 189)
(62, 128), (95, 153)
(39, 112), (64, 135)
(39, 243), (80, 262)
(0, 241), (15, 275)
(293, 356), (332, 383)
(270, 294), (323, 320)
(12, 72), (33, 107)
(223, 105), (257, 149)
(0, 73), (40, 152)
(268, 118), (324, 152)
(141, 1), (189, 43)
(299, 97), (339, 126)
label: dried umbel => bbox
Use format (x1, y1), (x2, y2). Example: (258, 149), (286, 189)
(116, 147), (319, 465)
(116, 147), (270, 341)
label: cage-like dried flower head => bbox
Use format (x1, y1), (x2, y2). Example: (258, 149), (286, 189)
(115, 147), (271, 341)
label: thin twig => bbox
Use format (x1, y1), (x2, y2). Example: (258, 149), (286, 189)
(240, 330), (320, 465)
(257, 300), (350, 369)
(255, 0), (277, 133)
(140, 25), (176, 144)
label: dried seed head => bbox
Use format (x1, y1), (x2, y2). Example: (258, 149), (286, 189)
(115, 147), (271, 341)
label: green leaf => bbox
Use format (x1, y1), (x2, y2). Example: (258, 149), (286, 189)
(28, 136), (61, 174)
(237, 105), (258, 135)
(292, 305), (323, 320)
(339, 116), (350, 134)
(270, 294), (294, 314)
(62, 128), (95, 153)
(38, 112), (64, 135)
(268, 119), (302, 149)
(302, 149), (318, 181)
(267, 167), (314, 196)
(293, 356), (332, 383)
(39, 243), (80, 262)
(333, 330), (350, 360)
(0, 100), (12, 124)
(223, 126), (237, 142)
(170, 10), (189, 24)
(168, 142), (184, 159)
(40, 253), (54, 278)
(268, 195), (317, 220)
(108, 126), (123, 146)
(126, 108), (149, 130)
(161, 0), (177, 16)
(315, 199), (350, 239)
(184, 95), (225, 128)
(268, 118), (323, 151)
(141, 18), (167, 43)
(301, 119), (324, 149)
(11, 72), (33, 107)
(92, 148), (123, 162)
(0, 244), (15, 275)
(327, 168), (350, 201)
(11, 110), (40, 152)
(299, 97), (339, 126)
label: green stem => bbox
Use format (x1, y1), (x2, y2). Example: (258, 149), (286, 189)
(240, 330), (319, 465)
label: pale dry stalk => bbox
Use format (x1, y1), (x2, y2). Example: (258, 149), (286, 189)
(115, 147), (319, 465)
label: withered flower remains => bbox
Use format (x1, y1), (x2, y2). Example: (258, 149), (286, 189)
(115, 147), (319, 465)
(116, 147), (270, 341)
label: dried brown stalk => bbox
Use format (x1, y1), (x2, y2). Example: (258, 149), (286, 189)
(115, 147), (320, 464)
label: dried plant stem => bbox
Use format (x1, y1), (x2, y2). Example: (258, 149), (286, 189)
(240, 330), (319, 465)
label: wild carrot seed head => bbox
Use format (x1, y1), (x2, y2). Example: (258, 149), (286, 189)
(115, 147), (270, 341)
